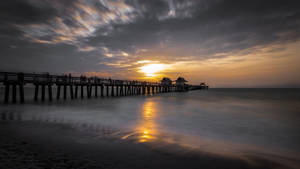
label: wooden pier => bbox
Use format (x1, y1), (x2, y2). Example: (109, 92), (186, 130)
(0, 72), (207, 103)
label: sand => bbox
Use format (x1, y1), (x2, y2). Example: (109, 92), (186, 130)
(0, 121), (290, 169)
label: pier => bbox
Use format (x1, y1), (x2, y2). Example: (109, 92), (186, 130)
(0, 72), (208, 103)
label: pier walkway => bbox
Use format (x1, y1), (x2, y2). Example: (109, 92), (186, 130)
(0, 72), (206, 103)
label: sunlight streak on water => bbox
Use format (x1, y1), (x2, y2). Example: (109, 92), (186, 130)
(137, 101), (157, 142)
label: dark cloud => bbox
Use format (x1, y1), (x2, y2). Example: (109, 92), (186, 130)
(0, 0), (56, 24)
(85, 0), (300, 63)
(0, 0), (300, 76)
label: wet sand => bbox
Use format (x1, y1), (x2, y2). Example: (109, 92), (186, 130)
(0, 121), (290, 169)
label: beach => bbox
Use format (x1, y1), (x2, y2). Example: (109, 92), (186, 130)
(0, 121), (288, 169)
(0, 88), (300, 169)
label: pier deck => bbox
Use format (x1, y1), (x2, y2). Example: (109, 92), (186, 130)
(0, 72), (206, 103)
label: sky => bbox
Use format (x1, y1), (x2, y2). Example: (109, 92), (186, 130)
(0, 0), (300, 87)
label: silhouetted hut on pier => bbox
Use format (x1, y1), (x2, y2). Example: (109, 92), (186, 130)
(175, 77), (188, 91)
(200, 82), (209, 89)
(160, 77), (172, 92)
(161, 77), (172, 86)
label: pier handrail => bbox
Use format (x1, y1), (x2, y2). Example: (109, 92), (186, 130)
(0, 72), (161, 86)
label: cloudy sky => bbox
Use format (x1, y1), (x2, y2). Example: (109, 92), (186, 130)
(1, 0), (300, 87)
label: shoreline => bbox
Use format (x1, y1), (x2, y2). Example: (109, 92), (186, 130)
(0, 121), (294, 169)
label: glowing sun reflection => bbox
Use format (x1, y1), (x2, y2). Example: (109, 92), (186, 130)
(137, 101), (157, 142)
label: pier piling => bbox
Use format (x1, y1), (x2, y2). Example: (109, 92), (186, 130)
(120, 85), (124, 96)
(4, 84), (9, 103)
(41, 85), (45, 101)
(95, 85), (98, 97)
(63, 85), (67, 100)
(48, 85), (52, 101)
(12, 84), (17, 103)
(116, 86), (119, 96)
(106, 85), (109, 97)
(34, 85), (39, 101)
(81, 85), (84, 99)
(111, 85), (115, 96)
(147, 86), (150, 95)
(88, 85), (92, 98)
(70, 85), (74, 99)
(101, 85), (104, 97)
(87, 85), (91, 98)
(19, 84), (24, 103)
(57, 85), (61, 100)
(75, 85), (78, 98)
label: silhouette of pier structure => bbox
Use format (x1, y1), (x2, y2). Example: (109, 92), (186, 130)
(0, 72), (208, 103)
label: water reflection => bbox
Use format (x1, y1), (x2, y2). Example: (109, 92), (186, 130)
(1, 110), (22, 121)
(0, 110), (118, 138)
(137, 100), (157, 142)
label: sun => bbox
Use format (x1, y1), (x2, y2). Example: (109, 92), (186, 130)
(140, 64), (167, 77)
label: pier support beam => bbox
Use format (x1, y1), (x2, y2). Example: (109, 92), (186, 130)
(12, 84), (17, 103)
(19, 84), (24, 103)
(120, 85), (124, 96)
(63, 85), (67, 100)
(70, 85), (74, 99)
(34, 85), (39, 101)
(111, 85), (115, 96)
(41, 85), (45, 101)
(128, 86), (131, 95)
(74, 85), (78, 98)
(106, 85), (109, 97)
(56, 85), (61, 100)
(4, 84), (9, 103)
(134, 86), (137, 95)
(48, 85), (52, 101)
(87, 85), (91, 98)
(133, 86), (135, 95)
(116, 86), (119, 96)
(81, 85), (84, 99)
(101, 85), (104, 97)
(94, 85), (98, 97)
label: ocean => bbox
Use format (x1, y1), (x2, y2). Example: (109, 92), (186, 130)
(1, 88), (300, 166)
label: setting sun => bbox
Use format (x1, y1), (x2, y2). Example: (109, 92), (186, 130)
(140, 64), (167, 77)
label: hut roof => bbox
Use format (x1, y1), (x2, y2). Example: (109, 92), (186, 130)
(161, 77), (172, 82)
(176, 77), (188, 82)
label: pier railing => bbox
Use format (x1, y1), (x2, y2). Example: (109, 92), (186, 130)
(0, 72), (160, 86)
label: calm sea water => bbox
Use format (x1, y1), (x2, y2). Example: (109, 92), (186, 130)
(1, 88), (300, 164)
